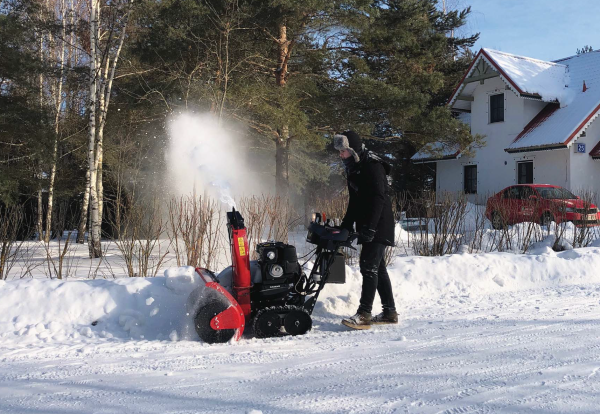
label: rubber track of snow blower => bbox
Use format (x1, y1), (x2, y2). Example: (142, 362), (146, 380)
(252, 306), (312, 339)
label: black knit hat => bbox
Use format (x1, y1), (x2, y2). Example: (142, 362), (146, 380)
(333, 130), (363, 162)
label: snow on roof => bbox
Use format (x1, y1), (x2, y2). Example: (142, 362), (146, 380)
(411, 142), (461, 163)
(483, 49), (572, 104)
(448, 49), (572, 109)
(507, 51), (600, 152)
(411, 113), (470, 162)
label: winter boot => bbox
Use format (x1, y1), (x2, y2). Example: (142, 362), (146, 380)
(371, 310), (398, 325)
(342, 311), (372, 330)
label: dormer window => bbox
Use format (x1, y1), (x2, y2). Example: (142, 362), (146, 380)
(490, 93), (504, 123)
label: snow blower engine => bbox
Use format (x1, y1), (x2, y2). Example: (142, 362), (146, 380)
(187, 209), (356, 343)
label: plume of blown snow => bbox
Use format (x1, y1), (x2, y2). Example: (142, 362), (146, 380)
(165, 113), (264, 207)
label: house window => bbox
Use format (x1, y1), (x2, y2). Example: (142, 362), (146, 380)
(490, 93), (504, 123)
(518, 161), (533, 184)
(464, 165), (477, 194)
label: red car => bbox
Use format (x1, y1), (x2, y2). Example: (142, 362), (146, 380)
(485, 184), (600, 229)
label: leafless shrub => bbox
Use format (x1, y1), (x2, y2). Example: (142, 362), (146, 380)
(466, 199), (488, 253)
(17, 242), (44, 279)
(314, 191), (348, 224)
(0, 205), (26, 280)
(547, 202), (569, 251)
(238, 196), (269, 259)
(113, 197), (171, 277)
(410, 192), (467, 256)
(513, 196), (545, 254)
(238, 195), (301, 259)
(87, 241), (115, 279)
(381, 193), (404, 266)
(167, 195), (224, 269)
(264, 196), (300, 243)
(384, 243), (400, 266)
(484, 195), (512, 252)
(571, 188), (598, 248)
(42, 203), (78, 279)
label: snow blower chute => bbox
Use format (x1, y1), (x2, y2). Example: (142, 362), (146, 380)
(187, 209), (356, 343)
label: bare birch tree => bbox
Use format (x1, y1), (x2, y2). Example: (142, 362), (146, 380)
(84, 0), (133, 257)
(44, 0), (69, 243)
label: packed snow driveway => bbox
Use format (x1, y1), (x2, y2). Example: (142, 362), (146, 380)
(2, 284), (600, 413)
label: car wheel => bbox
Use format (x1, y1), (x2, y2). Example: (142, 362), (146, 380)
(540, 212), (554, 227)
(491, 211), (505, 230)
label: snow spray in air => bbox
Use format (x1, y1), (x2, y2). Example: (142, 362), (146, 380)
(165, 113), (257, 207)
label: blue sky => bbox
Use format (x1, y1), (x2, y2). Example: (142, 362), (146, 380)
(459, 0), (600, 61)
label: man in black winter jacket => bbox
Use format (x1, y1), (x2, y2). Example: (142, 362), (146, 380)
(334, 130), (398, 329)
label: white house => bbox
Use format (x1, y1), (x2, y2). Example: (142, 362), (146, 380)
(412, 48), (600, 202)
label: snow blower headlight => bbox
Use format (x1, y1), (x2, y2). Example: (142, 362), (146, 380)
(267, 251), (276, 260)
(269, 264), (284, 278)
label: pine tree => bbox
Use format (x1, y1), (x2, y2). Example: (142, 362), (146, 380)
(0, 1), (53, 208)
(577, 45), (594, 55)
(328, 0), (481, 194)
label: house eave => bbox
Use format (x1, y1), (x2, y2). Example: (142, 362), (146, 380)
(411, 154), (460, 164)
(504, 144), (568, 154)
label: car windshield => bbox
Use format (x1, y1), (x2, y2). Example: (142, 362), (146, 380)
(538, 187), (577, 200)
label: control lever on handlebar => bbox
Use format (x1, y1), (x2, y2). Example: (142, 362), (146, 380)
(339, 232), (358, 250)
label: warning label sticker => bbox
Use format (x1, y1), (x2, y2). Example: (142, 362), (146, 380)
(238, 237), (246, 256)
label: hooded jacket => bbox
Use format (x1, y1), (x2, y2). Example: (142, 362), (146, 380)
(341, 151), (395, 246)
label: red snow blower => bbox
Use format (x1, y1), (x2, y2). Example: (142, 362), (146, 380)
(187, 209), (356, 343)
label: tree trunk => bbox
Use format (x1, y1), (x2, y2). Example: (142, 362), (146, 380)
(218, 25), (230, 123)
(77, 169), (90, 243)
(45, 145), (57, 242)
(94, 0), (131, 235)
(96, 129), (104, 226)
(37, 188), (43, 241)
(275, 130), (290, 198)
(87, 0), (102, 258)
(275, 23), (292, 198)
(37, 14), (44, 242)
(45, 0), (67, 243)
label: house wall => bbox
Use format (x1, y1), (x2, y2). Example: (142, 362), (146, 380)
(436, 159), (464, 195)
(568, 117), (600, 201)
(436, 76), (547, 203)
(512, 149), (569, 187)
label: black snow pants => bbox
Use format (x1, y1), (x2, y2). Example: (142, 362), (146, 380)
(357, 241), (396, 314)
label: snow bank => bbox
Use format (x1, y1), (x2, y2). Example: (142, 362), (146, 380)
(0, 266), (202, 345)
(315, 246), (600, 316)
(3, 247), (600, 345)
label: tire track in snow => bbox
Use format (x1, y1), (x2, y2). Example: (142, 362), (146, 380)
(4, 285), (600, 413)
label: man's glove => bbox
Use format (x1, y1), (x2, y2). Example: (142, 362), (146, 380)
(358, 226), (376, 244)
(339, 221), (354, 232)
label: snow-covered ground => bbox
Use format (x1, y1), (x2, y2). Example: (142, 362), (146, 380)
(3, 228), (600, 413)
